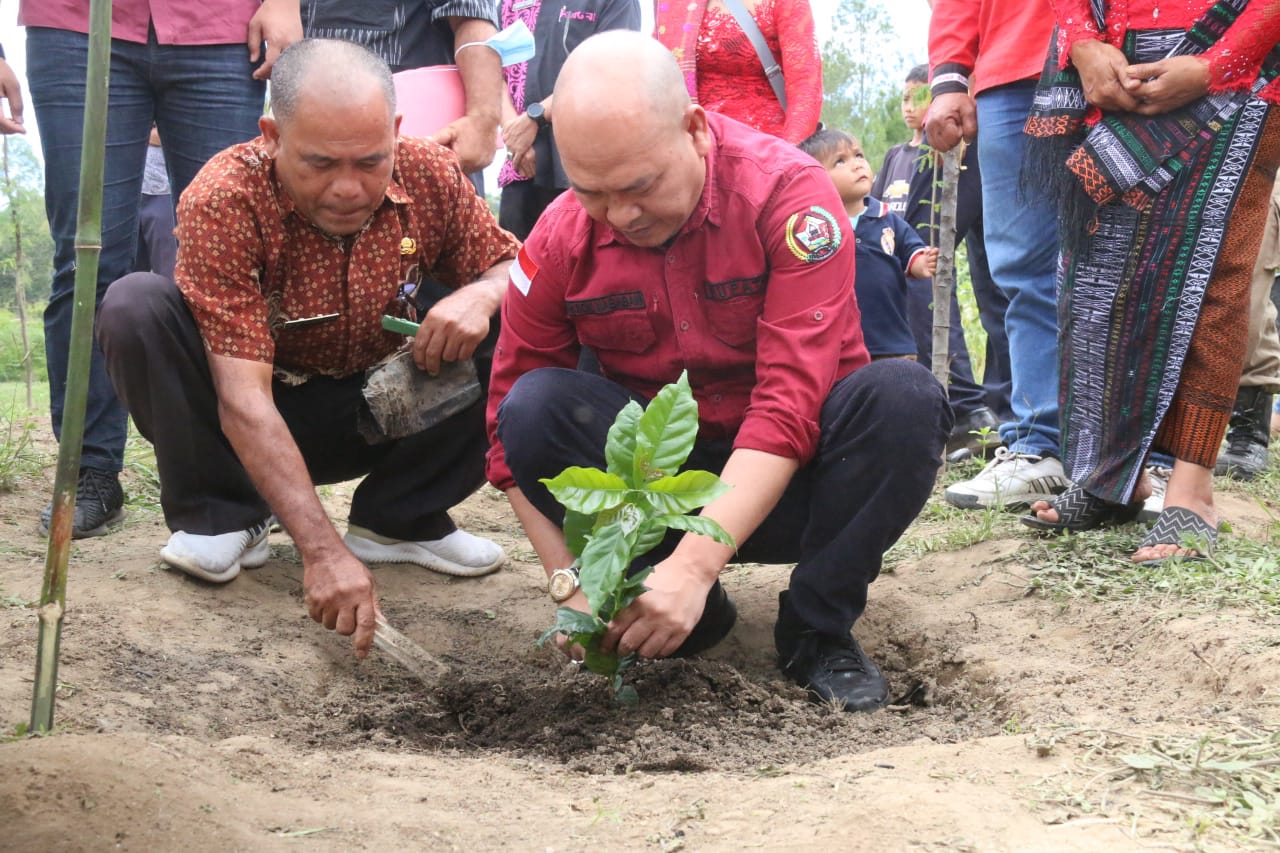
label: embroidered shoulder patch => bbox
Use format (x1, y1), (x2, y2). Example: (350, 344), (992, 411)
(785, 206), (842, 263)
(880, 227), (895, 256)
(510, 246), (539, 297)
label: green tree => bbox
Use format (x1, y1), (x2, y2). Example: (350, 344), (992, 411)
(819, 0), (918, 170)
(0, 137), (53, 311)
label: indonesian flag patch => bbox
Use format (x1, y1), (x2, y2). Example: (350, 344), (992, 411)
(785, 206), (842, 263)
(510, 245), (539, 296)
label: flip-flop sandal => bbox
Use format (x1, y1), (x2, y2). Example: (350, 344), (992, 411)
(1020, 483), (1142, 533)
(1133, 506), (1219, 566)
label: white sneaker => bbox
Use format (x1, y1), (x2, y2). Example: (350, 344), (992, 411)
(944, 447), (1069, 510)
(160, 519), (272, 583)
(343, 524), (506, 577)
(1137, 465), (1171, 523)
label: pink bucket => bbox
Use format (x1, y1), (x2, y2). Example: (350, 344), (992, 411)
(392, 66), (467, 138)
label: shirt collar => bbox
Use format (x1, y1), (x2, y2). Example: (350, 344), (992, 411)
(860, 196), (887, 220)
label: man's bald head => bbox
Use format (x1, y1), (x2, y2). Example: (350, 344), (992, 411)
(270, 39), (396, 129)
(554, 31), (690, 133)
(551, 31), (712, 248)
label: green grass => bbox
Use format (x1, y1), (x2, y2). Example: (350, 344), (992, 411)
(889, 446), (1280, 620)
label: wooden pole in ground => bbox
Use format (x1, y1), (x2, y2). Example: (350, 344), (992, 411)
(3, 137), (34, 408)
(31, 0), (112, 733)
(930, 147), (961, 386)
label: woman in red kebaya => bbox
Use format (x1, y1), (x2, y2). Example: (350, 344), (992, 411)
(653, 0), (822, 143)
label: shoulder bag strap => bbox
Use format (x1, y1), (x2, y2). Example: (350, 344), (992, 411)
(719, 0), (787, 112)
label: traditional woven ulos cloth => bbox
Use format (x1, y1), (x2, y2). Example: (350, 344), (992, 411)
(1024, 0), (1280, 504)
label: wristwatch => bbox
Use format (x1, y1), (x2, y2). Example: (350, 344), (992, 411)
(547, 565), (580, 602)
(526, 101), (550, 129)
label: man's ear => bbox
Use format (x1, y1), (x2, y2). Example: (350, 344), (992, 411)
(393, 113), (402, 137)
(685, 104), (711, 157)
(260, 115), (281, 156)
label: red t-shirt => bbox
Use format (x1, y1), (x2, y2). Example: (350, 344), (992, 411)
(485, 112), (869, 491)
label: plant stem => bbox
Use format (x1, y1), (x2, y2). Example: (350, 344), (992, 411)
(31, 0), (112, 734)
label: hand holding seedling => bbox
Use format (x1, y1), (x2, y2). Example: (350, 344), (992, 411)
(601, 556), (717, 659)
(536, 372), (736, 701)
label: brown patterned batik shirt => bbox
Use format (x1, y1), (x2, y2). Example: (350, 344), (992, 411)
(174, 136), (519, 378)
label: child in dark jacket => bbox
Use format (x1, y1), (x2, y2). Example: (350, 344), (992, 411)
(801, 128), (937, 359)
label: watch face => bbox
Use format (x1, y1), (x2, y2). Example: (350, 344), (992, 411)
(549, 569), (577, 602)
(527, 102), (546, 124)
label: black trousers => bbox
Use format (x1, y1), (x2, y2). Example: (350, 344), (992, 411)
(496, 360), (950, 637)
(98, 273), (488, 539)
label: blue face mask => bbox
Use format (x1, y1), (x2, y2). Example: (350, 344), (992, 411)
(459, 20), (535, 67)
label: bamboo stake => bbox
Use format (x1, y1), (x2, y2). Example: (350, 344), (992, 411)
(930, 147), (961, 386)
(3, 137), (33, 408)
(31, 0), (112, 733)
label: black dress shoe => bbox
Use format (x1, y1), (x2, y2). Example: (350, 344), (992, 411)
(671, 580), (737, 658)
(775, 591), (888, 712)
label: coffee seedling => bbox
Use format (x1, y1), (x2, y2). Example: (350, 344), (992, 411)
(537, 371), (735, 703)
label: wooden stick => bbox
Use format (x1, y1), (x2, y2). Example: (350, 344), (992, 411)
(31, 0), (112, 733)
(930, 147), (961, 386)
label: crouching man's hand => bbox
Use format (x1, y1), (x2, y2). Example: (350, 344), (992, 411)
(601, 558), (715, 660)
(303, 547), (379, 658)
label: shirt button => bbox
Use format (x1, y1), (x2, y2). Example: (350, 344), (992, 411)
(679, 320), (690, 330)
(813, 311), (824, 321)
(667, 254), (676, 264)
(712, 393), (723, 402)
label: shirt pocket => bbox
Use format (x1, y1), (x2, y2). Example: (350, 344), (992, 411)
(575, 310), (657, 355)
(703, 295), (762, 349)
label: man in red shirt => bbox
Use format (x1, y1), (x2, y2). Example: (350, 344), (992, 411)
(486, 32), (950, 712)
(98, 40), (519, 658)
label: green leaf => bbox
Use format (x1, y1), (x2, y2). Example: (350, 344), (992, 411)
(615, 684), (639, 705)
(614, 565), (653, 611)
(539, 467), (630, 515)
(643, 469), (731, 514)
(605, 400), (644, 487)
(583, 644), (621, 676)
(633, 371), (699, 484)
(536, 607), (606, 647)
(653, 513), (736, 548)
(579, 522), (634, 615)
(563, 509), (594, 558)
(630, 519), (669, 561)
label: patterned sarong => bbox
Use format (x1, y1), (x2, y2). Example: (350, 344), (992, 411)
(1025, 1), (1280, 504)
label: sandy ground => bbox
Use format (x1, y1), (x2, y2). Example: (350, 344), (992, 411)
(2, 449), (1278, 852)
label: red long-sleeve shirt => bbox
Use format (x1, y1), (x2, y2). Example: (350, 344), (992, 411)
(928, 0), (1057, 96)
(485, 113), (868, 491)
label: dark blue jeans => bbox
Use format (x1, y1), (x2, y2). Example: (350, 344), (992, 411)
(496, 360), (950, 638)
(28, 26), (266, 472)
